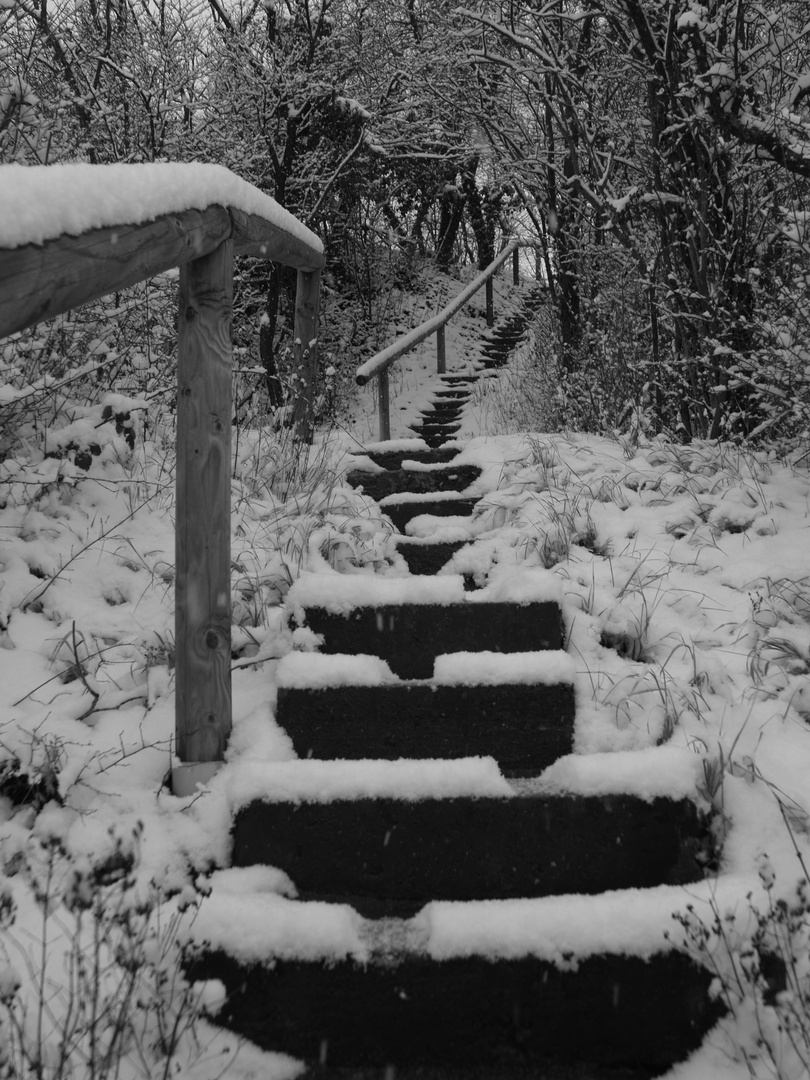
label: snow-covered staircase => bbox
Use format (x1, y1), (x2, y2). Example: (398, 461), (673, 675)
(185, 440), (725, 1076)
(405, 285), (545, 448)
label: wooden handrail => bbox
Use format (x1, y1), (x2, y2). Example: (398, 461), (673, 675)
(0, 166), (324, 794)
(356, 239), (532, 440)
(0, 205), (324, 341)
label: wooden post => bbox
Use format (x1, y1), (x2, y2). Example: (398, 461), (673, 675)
(174, 240), (233, 793)
(437, 325), (446, 374)
(513, 247), (520, 286)
(378, 367), (390, 441)
(485, 277), (494, 327)
(291, 268), (322, 443)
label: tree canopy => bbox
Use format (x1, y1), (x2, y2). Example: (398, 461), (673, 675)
(4, 0), (810, 440)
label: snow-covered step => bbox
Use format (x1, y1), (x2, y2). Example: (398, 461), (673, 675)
(356, 440), (462, 471)
(393, 535), (471, 575)
(344, 461), (482, 500)
(189, 946), (720, 1071)
(422, 399), (465, 419)
(228, 760), (713, 918)
(407, 418), (463, 443)
(380, 490), (479, 529)
(287, 572), (566, 679)
(184, 882), (726, 1070)
(275, 651), (576, 775)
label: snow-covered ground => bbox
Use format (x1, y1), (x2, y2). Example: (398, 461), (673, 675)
(1, 248), (809, 1076)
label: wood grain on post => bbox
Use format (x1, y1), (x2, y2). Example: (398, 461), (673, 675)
(291, 269), (322, 443)
(437, 325), (446, 374)
(176, 241), (234, 765)
(378, 368), (391, 441)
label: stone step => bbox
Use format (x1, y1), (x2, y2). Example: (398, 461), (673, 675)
(420, 403), (464, 420)
(407, 422), (462, 447)
(290, 598), (565, 678)
(394, 536), (469, 575)
(232, 788), (712, 918)
(483, 330), (523, 345)
(359, 445), (462, 470)
(379, 494), (480, 530)
(284, 1065), (651, 1079)
(345, 464), (481, 500)
(186, 941), (722, 1071)
(275, 679), (575, 775)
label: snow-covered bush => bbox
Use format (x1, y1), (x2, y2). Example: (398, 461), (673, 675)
(0, 819), (207, 1080)
(669, 850), (810, 1080)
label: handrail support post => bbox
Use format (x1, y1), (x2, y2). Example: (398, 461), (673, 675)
(378, 368), (390, 441)
(437, 325), (446, 374)
(485, 277), (494, 328)
(174, 240), (234, 786)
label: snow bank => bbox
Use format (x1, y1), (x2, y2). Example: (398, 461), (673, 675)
(287, 571), (467, 614)
(187, 889), (366, 963)
(287, 567), (563, 616)
(277, 652), (398, 688)
(530, 746), (705, 803)
(189, 871), (759, 966)
(0, 162), (322, 252)
(359, 438), (432, 454)
(226, 757), (513, 808)
(473, 567), (564, 605)
(379, 490), (476, 505)
(395, 531), (472, 547)
(420, 873), (756, 962)
(206, 865), (297, 898)
(433, 650), (575, 686)
(405, 514), (476, 537)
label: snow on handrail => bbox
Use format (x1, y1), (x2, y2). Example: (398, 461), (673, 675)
(0, 163), (324, 340)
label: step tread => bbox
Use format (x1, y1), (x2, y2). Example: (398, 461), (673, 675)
(290, 600), (566, 679)
(188, 945), (721, 1069)
(186, 874), (734, 966)
(275, 681), (575, 775)
(277, 649), (576, 688)
(394, 537), (469, 575)
(232, 791), (712, 916)
(186, 872), (726, 1067)
(345, 464), (482, 500)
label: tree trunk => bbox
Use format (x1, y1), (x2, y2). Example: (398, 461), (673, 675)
(461, 158), (495, 270)
(259, 265), (285, 407)
(436, 182), (465, 268)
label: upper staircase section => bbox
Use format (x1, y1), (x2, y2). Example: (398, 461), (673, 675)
(355, 237), (543, 441)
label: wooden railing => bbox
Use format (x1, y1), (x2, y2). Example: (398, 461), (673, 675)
(0, 167), (324, 795)
(356, 239), (526, 440)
